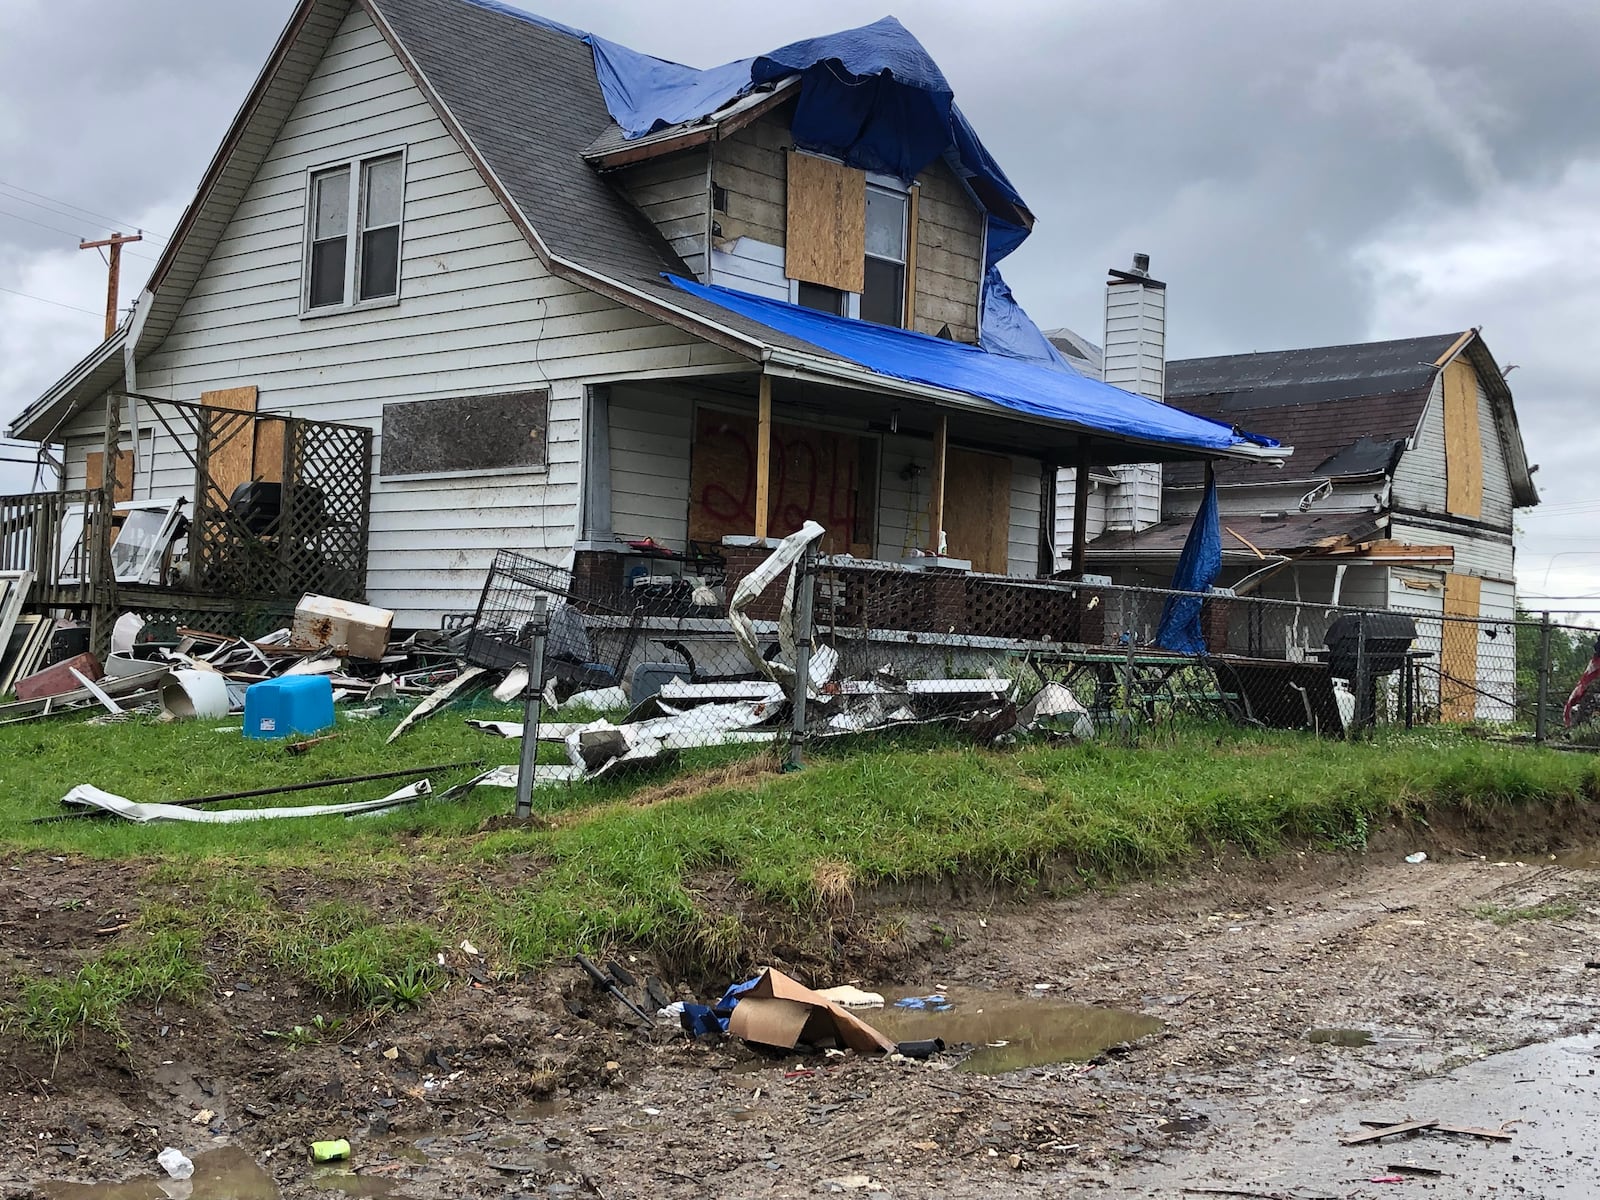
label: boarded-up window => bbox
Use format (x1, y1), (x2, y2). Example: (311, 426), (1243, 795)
(688, 408), (875, 555)
(1440, 572), (1482, 722)
(1442, 359), (1483, 518)
(941, 449), (1012, 574)
(380, 390), (548, 477)
(785, 151), (865, 293)
(85, 448), (134, 502)
(199, 385), (259, 501)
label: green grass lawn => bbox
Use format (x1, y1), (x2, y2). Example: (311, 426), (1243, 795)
(3, 701), (1597, 1051)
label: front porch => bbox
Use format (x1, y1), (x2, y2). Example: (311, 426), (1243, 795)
(0, 393), (372, 650)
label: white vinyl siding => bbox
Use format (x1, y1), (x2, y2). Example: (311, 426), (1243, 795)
(608, 384), (693, 547)
(117, 6), (739, 625)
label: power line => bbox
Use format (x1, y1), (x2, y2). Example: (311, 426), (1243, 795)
(0, 284), (102, 317)
(0, 179), (168, 242)
(0, 206), (160, 264)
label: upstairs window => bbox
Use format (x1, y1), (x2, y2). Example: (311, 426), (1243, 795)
(861, 185), (908, 328)
(304, 150), (405, 312)
(795, 282), (847, 316)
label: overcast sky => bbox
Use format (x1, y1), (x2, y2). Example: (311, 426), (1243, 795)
(2, 0), (1598, 611)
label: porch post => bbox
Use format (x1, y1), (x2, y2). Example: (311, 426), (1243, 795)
(1070, 441), (1091, 577)
(928, 410), (948, 553)
(755, 373), (772, 540)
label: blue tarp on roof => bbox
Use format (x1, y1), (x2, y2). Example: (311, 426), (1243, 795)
(465, 2), (1029, 259)
(667, 276), (1276, 456)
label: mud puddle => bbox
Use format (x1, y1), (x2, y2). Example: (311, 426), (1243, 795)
(1123, 1035), (1600, 1197)
(40, 1147), (278, 1200)
(1553, 845), (1600, 868)
(870, 985), (1161, 1073)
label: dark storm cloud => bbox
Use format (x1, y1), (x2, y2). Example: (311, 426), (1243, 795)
(2, 0), (1598, 598)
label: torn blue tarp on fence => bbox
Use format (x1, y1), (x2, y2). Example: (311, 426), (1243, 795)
(666, 276), (1278, 456)
(1155, 472), (1223, 655)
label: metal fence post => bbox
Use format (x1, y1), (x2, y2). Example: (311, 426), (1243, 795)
(788, 544), (817, 771)
(1351, 615), (1369, 740)
(1536, 610), (1552, 742)
(513, 593), (549, 820)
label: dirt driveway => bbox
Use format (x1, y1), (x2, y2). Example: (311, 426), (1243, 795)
(7, 835), (1599, 1199)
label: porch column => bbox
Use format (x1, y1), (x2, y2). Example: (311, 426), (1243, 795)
(928, 410), (948, 553)
(755, 373), (772, 540)
(1070, 441), (1091, 577)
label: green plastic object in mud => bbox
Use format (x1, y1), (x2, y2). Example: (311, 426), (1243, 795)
(310, 1139), (351, 1162)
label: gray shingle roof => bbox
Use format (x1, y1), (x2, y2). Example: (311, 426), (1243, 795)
(1167, 333), (1462, 409)
(367, 0), (841, 362)
(1163, 332), (1466, 488)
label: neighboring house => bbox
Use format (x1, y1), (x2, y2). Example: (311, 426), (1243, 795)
(1079, 328), (1541, 719)
(5, 0), (1281, 638)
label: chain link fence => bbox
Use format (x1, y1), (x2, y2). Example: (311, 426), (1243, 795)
(459, 540), (1599, 794)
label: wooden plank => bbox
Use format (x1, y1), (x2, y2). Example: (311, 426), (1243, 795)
(1339, 1119), (1438, 1146)
(1443, 359), (1484, 518)
(928, 410), (947, 554)
(903, 183), (920, 330)
(253, 418), (287, 484)
(83, 450), (133, 503)
(941, 447), (1010, 573)
(755, 375), (772, 541)
(1441, 572), (1482, 723)
(199, 385), (259, 501)
(785, 151), (865, 292)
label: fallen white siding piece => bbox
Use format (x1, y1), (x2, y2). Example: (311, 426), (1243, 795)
(730, 520), (826, 681)
(69, 669), (125, 716)
(60, 780), (431, 824)
(549, 685), (629, 712)
(385, 667), (486, 744)
(657, 679), (785, 704)
(468, 719), (592, 740)
(462, 764), (586, 790)
(492, 667), (529, 703)
(1016, 683), (1094, 739)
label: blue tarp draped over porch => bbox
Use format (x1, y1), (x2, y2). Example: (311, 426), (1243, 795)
(666, 276), (1277, 456)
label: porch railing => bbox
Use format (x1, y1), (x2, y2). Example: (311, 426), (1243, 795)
(0, 489), (105, 607)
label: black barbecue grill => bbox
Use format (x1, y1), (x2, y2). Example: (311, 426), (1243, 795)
(1323, 613), (1419, 728)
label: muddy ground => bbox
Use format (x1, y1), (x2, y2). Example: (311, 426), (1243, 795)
(5, 820), (1599, 1199)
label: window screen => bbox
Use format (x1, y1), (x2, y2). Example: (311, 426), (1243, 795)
(359, 154), (403, 301)
(308, 167), (349, 309)
(796, 282), (847, 316)
(862, 186), (907, 328)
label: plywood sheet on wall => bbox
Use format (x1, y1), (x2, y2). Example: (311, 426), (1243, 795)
(1440, 571), (1482, 723)
(253, 418), (287, 485)
(84, 449), (133, 502)
(199, 385), (259, 502)
(1442, 359), (1483, 518)
(940, 448), (1010, 574)
(688, 408), (871, 555)
(785, 151), (865, 293)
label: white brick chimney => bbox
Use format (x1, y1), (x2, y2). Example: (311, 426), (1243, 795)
(1102, 253), (1166, 531)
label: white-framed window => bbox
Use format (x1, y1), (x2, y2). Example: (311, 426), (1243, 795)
(303, 149), (405, 313)
(861, 183), (908, 328)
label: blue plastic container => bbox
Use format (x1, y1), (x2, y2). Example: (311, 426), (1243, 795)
(244, 676), (335, 740)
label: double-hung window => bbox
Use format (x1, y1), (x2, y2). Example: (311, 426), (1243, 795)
(861, 184), (908, 328)
(304, 150), (404, 311)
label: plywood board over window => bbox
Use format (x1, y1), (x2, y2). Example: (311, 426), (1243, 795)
(785, 151), (865, 293)
(1440, 571), (1482, 723)
(199, 385), (259, 502)
(688, 408), (874, 555)
(84, 448), (133, 503)
(1442, 359), (1483, 518)
(940, 448), (1011, 574)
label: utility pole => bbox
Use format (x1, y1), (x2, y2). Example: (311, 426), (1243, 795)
(79, 231), (143, 340)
